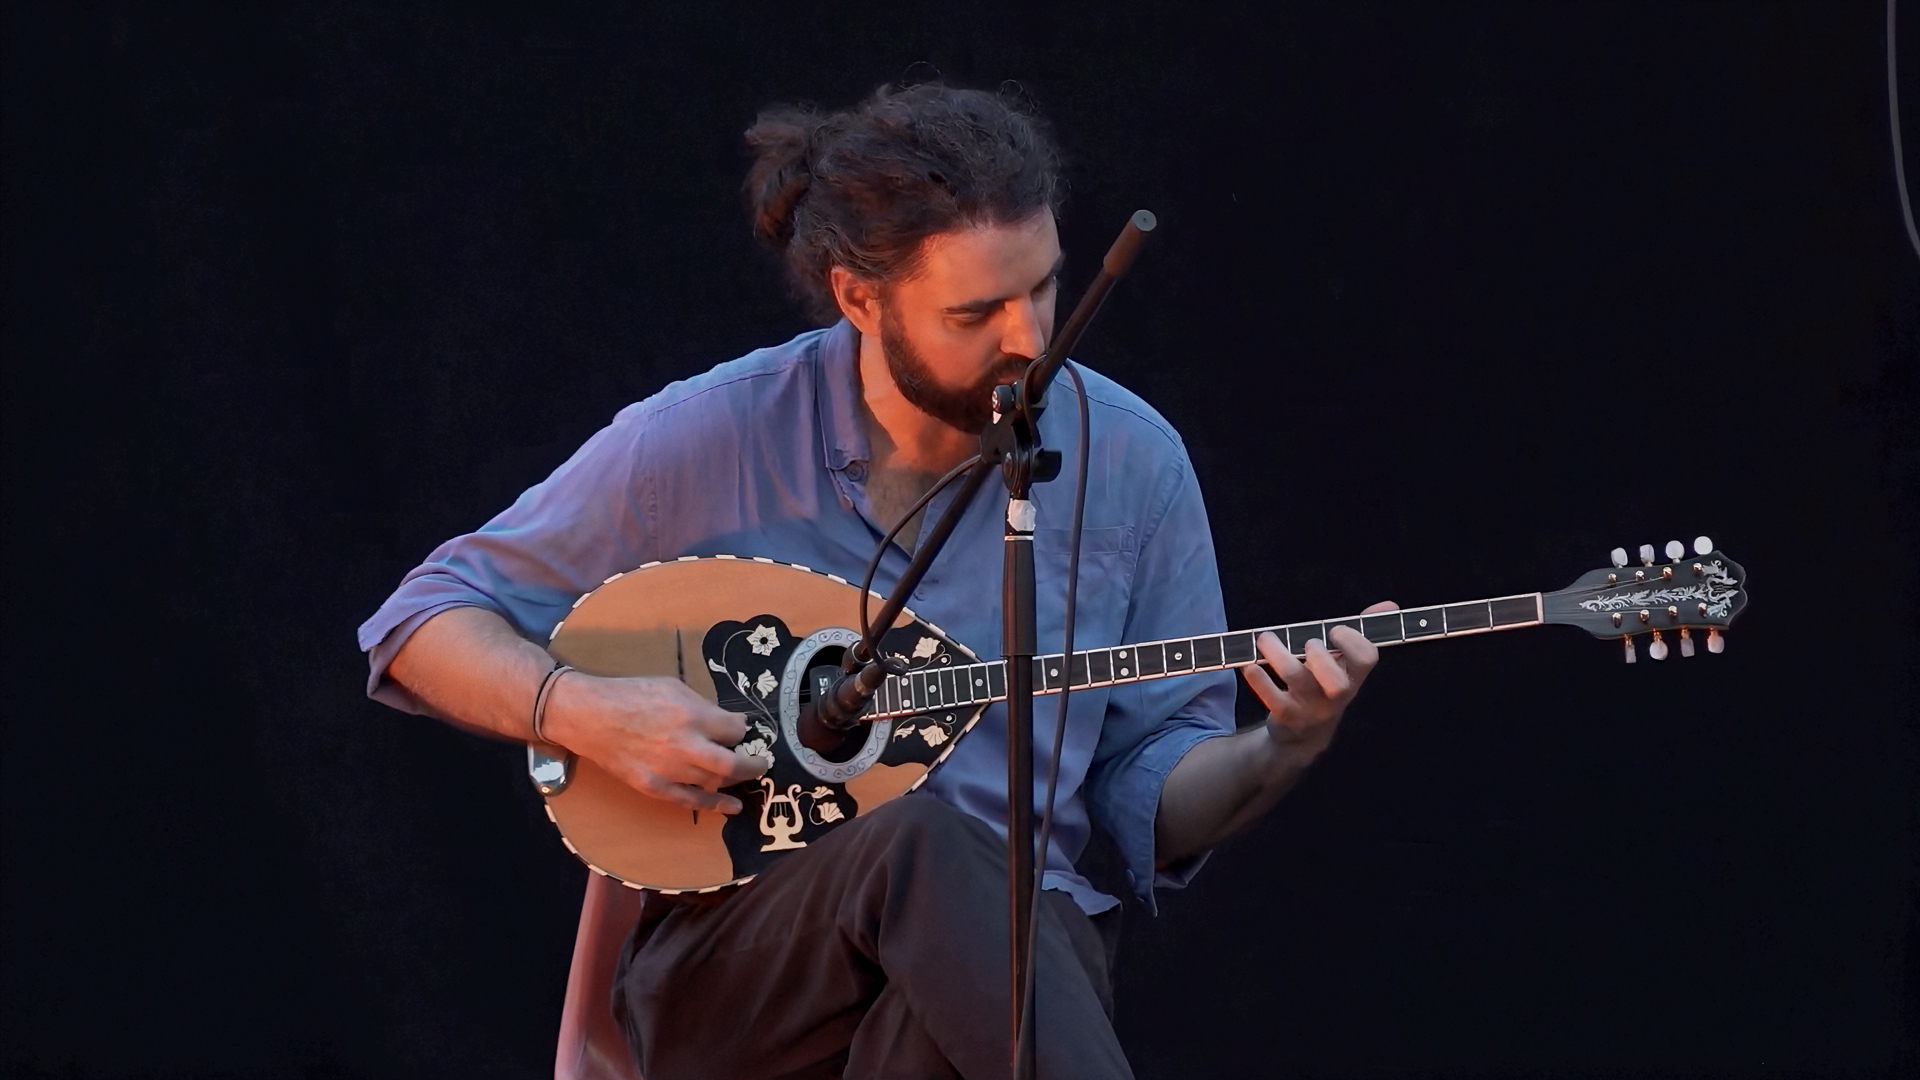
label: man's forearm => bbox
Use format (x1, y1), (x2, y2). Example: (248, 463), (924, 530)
(1153, 725), (1324, 867)
(385, 605), (558, 742)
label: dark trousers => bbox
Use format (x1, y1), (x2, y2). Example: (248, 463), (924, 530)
(613, 794), (1134, 1080)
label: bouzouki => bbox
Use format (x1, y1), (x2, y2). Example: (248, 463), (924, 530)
(526, 539), (1748, 894)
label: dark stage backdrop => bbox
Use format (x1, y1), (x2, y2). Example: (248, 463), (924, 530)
(4, 3), (1916, 1078)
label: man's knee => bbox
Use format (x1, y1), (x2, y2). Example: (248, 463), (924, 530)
(858, 793), (999, 864)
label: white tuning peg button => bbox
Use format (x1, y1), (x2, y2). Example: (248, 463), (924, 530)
(1665, 540), (1685, 561)
(1680, 628), (1696, 657)
(1706, 628), (1724, 654)
(1638, 544), (1656, 565)
(1694, 535), (1714, 555)
(1648, 633), (1668, 661)
(1623, 637), (1637, 663)
(1611, 547), (1629, 568)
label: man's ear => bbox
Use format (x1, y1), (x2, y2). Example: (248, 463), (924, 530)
(829, 266), (883, 337)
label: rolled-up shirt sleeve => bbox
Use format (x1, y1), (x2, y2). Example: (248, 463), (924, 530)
(356, 402), (656, 713)
(1085, 448), (1237, 909)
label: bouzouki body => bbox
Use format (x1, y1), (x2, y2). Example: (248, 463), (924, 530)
(532, 545), (1749, 894)
(537, 556), (987, 893)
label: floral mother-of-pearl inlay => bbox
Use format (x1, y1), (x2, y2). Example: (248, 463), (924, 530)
(1576, 559), (1741, 619)
(747, 624), (780, 655)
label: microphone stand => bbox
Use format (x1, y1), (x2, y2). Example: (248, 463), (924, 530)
(797, 210), (1158, 1079)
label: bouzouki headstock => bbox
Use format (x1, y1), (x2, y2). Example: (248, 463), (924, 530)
(1540, 536), (1748, 662)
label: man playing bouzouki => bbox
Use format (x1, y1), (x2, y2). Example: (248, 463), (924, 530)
(360, 83), (1393, 1079)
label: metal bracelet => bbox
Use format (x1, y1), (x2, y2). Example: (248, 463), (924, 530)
(531, 662), (574, 744)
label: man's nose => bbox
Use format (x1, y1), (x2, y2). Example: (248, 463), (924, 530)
(1001, 298), (1047, 360)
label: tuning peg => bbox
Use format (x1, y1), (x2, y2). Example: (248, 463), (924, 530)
(1664, 540), (1685, 561)
(1639, 544), (1656, 566)
(1694, 535), (1713, 555)
(1622, 636), (1637, 663)
(1648, 630), (1668, 660)
(1679, 628), (1695, 657)
(1706, 628), (1724, 654)
(1611, 547), (1628, 568)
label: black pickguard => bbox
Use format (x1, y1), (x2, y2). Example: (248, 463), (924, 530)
(699, 614), (980, 880)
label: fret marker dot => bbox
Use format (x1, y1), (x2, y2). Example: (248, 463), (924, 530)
(1050, 667), (1059, 677)
(1118, 650), (1128, 658)
(1418, 619), (1428, 628)
(1174, 651), (1184, 660)
(975, 677), (984, 687)
(1120, 667), (1130, 677)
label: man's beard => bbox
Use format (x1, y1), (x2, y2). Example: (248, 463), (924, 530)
(879, 309), (1035, 435)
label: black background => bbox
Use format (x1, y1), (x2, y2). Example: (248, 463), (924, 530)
(4, 2), (1917, 1077)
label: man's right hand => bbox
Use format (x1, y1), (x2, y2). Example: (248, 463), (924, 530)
(542, 674), (769, 814)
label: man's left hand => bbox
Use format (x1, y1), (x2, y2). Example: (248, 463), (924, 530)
(1242, 600), (1400, 763)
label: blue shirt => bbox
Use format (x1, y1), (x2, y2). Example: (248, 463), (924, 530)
(358, 321), (1236, 913)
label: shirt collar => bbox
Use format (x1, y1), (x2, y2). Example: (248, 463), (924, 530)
(815, 318), (871, 472)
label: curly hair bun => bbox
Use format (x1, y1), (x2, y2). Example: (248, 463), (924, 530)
(743, 108), (824, 254)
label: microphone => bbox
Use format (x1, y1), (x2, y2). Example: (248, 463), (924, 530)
(795, 652), (906, 754)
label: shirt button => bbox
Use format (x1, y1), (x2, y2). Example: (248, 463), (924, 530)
(844, 461), (866, 481)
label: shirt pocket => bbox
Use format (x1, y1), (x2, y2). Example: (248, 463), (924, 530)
(1031, 525), (1135, 648)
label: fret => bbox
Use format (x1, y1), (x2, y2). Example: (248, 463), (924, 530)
(914, 671), (933, 709)
(1088, 649), (1113, 684)
(1067, 652), (1090, 687)
(939, 668), (957, 704)
(1221, 632), (1256, 665)
(1401, 608), (1444, 639)
(1165, 640), (1193, 672)
(1112, 646), (1135, 680)
(1137, 642), (1165, 676)
(889, 674), (904, 714)
(1042, 656), (1066, 691)
(1030, 657), (1046, 689)
(1285, 623), (1325, 653)
(988, 662), (1007, 699)
(1362, 612), (1405, 644)
(1192, 635), (1224, 669)
(1489, 595), (1539, 627)
(1443, 602), (1491, 632)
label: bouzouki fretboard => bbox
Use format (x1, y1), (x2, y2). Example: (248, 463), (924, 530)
(859, 592), (1544, 721)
